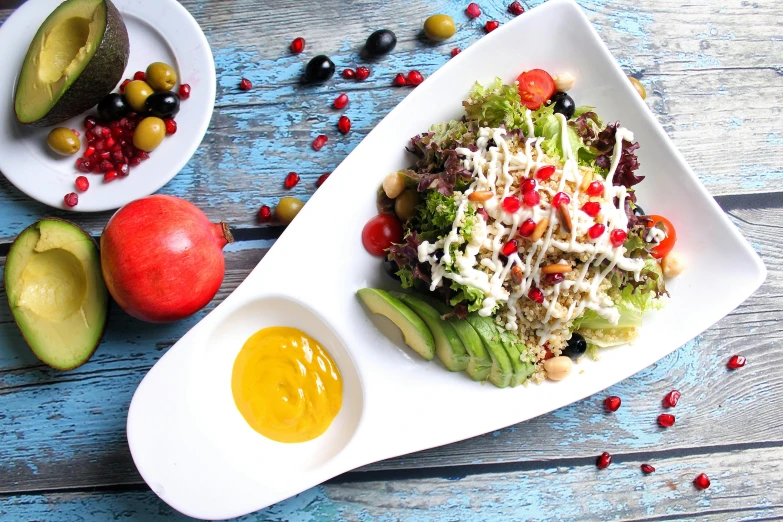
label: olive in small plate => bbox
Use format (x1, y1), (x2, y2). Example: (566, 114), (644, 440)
(98, 93), (129, 121)
(133, 117), (166, 152)
(124, 80), (154, 112)
(145, 91), (180, 119)
(47, 127), (80, 155)
(146, 62), (178, 91)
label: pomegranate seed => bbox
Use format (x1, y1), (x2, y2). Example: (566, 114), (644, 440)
(465, 2), (481, 18)
(178, 84), (191, 99)
(117, 164), (129, 177)
(502, 240), (517, 256)
(137, 151), (150, 161)
(535, 165), (556, 180)
(588, 223), (606, 239)
(83, 116), (96, 130)
(393, 73), (407, 86)
(641, 464), (655, 474)
(78, 159), (91, 172)
(582, 202), (601, 217)
(355, 66), (370, 80)
(610, 229), (627, 247)
(342, 68), (356, 79)
(258, 205), (272, 221)
(523, 190), (540, 207)
(99, 160), (113, 172)
(90, 161), (102, 173)
(71, 129), (80, 137)
(528, 287), (544, 304)
(290, 37), (305, 54)
(75, 176), (89, 192)
(552, 192), (570, 207)
(119, 79), (131, 93)
(333, 93), (349, 109)
(508, 1), (525, 15)
(164, 118), (177, 135)
(316, 173), (330, 187)
(99, 151), (111, 160)
(129, 156), (142, 166)
(312, 134), (328, 151)
(407, 70), (423, 86)
(451, 48), (461, 57)
(663, 390), (681, 408)
(728, 355), (746, 369)
(519, 218), (536, 237)
(485, 20), (500, 32)
(112, 151), (125, 164)
(477, 208), (489, 221)
(105, 137), (115, 149)
(604, 396), (621, 412)
(133, 71), (146, 81)
(586, 181), (604, 196)
(284, 172), (300, 189)
(337, 115), (351, 134)
(694, 473), (711, 490)
(111, 126), (124, 138)
(521, 178), (536, 193)
(101, 127), (111, 138)
(63, 192), (78, 207)
(502, 196), (521, 214)
(657, 414), (675, 428)
(103, 170), (118, 182)
(545, 273), (564, 285)
(239, 78), (252, 91)
(596, 452), (612, 469)
(84, 145), (96, 158)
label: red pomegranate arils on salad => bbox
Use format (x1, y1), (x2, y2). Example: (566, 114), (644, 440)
(545, 273), (564, 285)
(502, 240), (517, 256)
(312, 134), (328, 151)
(663, 390), (681, 408)
(502, 196), (521, 213)
(552, 192), (570, 207)
(727, 355), (746, 369)
(465, 2), (481, 18)
(610, 229), (627, 247)
(586, 180), (604, 196)
(284, 172), (300, 189)
(588, 223), (605, 239)
(523, 190), (540, 207)
(582, 202), (601, 217)
(535, 165), (556, 180)
(604, 396), (621, 412)
(519, 218), (536, 237)
(596, 452), (612, 469)
(528, 287), (544, 304)
(290, 37), (305, 54)
(333, 93), (349, 109)
(258, 205), (272, 221)
(641, 464), (655, 474)
(521, 178), (536, 193)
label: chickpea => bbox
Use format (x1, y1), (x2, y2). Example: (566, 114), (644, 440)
(394, 189), (418, 221)
(553, 72), (575, 92)
(661, 251), (686, 278)
(543, 356), (573, 381)
(628, 76), (646, 100)
(382, 171), (405, 199)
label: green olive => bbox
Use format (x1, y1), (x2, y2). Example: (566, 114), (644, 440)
(146, 62), (178, 91)
(124, 80), (154, 112)
(47, 127), (80, 155)
(133, 117), (166, 152)
(629, 76), (646, 100)
(423, 14), (456, 41)
(395, 190), (418, 221)
(275, 197), (304, 224)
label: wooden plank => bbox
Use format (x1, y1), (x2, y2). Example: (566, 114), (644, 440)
(2, 446), (782, 521)
(0, 205), (779, 493)
(0, 0), (781, 241)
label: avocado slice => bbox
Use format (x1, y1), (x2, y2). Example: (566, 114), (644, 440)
(465, 314), (513, 388)
(357, 288), (434, 361)
(4, 219), (108, 370)
(390, 292), (469, 372)
(14, 0), (129, 127)
(498, 327), (537, 387)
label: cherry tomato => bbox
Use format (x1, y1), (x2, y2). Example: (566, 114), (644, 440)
(647, 214), (676, 259)
(362, 214), (403, 256)
(516, 69), (555, 110)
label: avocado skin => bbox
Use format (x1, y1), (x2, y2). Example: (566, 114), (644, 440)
(18, 0), (129, 128)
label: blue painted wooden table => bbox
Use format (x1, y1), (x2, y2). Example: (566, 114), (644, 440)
(2, 0), (782, 520)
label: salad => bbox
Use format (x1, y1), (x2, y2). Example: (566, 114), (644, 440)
(359, 69), (684, 386)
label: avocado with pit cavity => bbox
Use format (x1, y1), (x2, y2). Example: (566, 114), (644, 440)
(465, 314), (513, 388)
(4, 219), (108, 370)
(14, 0), (129, 127)
(357, 288), (434, 361)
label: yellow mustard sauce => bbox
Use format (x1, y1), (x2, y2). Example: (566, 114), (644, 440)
(231, 326), (342, 443)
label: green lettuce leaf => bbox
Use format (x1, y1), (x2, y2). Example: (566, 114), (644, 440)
(462, 78), (527, 130)
(449, 281), (486, 313)
(532, 104), (596, 166)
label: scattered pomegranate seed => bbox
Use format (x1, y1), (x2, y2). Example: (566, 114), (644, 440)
(101, 127), (111, 138)
(596, 452), (612, 469)
(164, 118), (177, 135)
(84, 116), (96, 129)
(663, 390), (681, 408)
(465, 2), (481, 18)
(342, 68), (356, 79)
(521, 178), (536, 193)
(477, 208), (489, 221)
(355, 66), (370, 80)
(582, 202), (601, 217)
(727, 355), (746, 369)
(333, 93), (349, 109)
(132, 71), (145, 81)
(528, 287), (544, 304)
(485, 20), (500, 32)
(502, 240), (517, 256)
(119, 79), (131, 93)
(657, 414), (675, 428)
(284, 172), (300, 189)
(519, 218), (536, 237)
(63, 192), (78, 207)
(545, 273), (564, 285)
(641, 464), (655, 474)
(178, 84), (191, 99)
(694, 473), (711, 490)
(75, 176), (89, 192)
(586, 181), (604, 196)
(259, 205), (272, 221)
(290, 37), (305, 54)
(312, 134), (328, 151)
(84, 145), (96, 158)
(552, 192), (570, 207)
(316, 173), (330, 187)
(103, 170), (118, 182)
(393, 73), (407, 86)
(610, 229), (628, 247)
(407, 70), (424, 86)
(604, 396), (621, 412)
(337, 115), (351, 134)
(239, 78), (252, 91)
(535, 165), (556, 180)
(508, 1), (525, 15)
(451, 48), (461, 57)
(523, 190), (540, 207)
(502, 196), (521, 213)
(71, 129), (80, 137)
(588, 223), (606, 239)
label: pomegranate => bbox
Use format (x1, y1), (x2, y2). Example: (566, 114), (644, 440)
(239, 78), (252, 91)
(393, 73), (407, 86)
(337, 115), (351, 134)
(694, 473), (711, 490)
(586, 181), (604, 196)
(502, 240), (517, 256)
(485, 20), (500, 32)
(596, 452), (612, 469)
(316, 173), (330, 187)
(64, 192), (78, 207)
(536, 165), (555, 180)
(451, 48), (461, 57)
(582, 202), (601, 217)
(528, 287), (544, 304)
(522, 178), (536, 193)
(552, 192), (570, 207)
(100, 195), (233, 323)
(519, 218), (536, 237)
(333, 93), (349, 109)
(342, 69), (356, 79)
(604, 396), (621, 412)
(465, 3), (481, 18)
(178, 84), (191, 99)
(290, 37), (305, 54)
(588, 223), (606, 239)
(641, 464), (655, 474)
(523, 190), (540, 207)
(663, 390), (681, 408)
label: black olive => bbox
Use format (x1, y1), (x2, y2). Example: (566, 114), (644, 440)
(365, 29), (397, 56)
(549, 92), (575, 119)
(304, 55), (335, 83)
(97, 93), (129, 121)
(384, 256), (401, 281)
(562, 333), (587, 360)
(633, 205), (646, 216)
(145, 91), (180, 119)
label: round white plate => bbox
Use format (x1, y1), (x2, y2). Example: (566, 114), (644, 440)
(0, 0), (215, 212)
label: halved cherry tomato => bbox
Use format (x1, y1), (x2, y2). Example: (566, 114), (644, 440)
(362, 214), (403, 256)
(647, 214), (676, 259)
(516, 69), (555, 110)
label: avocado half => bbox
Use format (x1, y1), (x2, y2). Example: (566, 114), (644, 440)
(14, 0), (129, 127)
(4, 219), (108, 370)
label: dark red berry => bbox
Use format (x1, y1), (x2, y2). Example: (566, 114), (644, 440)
(316, 173), (330, 187)
(393, 73), (407, 86)
(596, 452), (612, 469)
(545, 273), (564, 285)
(582, 202), (601, 217)
(502, 240), (517, 256)
(105, 136), (115, 149)
(610, 229), (628, 247)
(641, 464), (655, 474)
(519, 218), (536, 237)
(552, 192), (570, 207)
(312, 134), (328, 151)
(508, 1), (525, 15)
(259, 205), (272, 221)
(528, 287), (544, 304)
(99, 151), (111, 160)
(694, 473), (711, 490)
(485, 20), (500, 32)
(112, 150), (125, 164)
(84, 145), (96, 158)
(466, 2), (481, 18)
(355, 66), (370, 80)
(337, 115), (351, 134)
(407, 70), (423, 86)
(133, 71), (146, 81)
(502, 196), (521, 213)
(75, 176), (89, 192)
(727, 355), (746, 369)
(119, 79), (131, 93)
(604, 396), (621, 412)
(284, 172), (300, 188)
(103, 170), (118, 182)
(586, 180), (604, 196)
(588, 223), (606, 239)
(451, 48), (461, 57)
(522, 178), (536, 193)
(663, 390), (681, 408)
(342, 68), (356, 79)
(164, 118), (177, 135)
(290, 37), (305, 54)
(100, 159), (114, 172)
(334, 94), (349, 110)
(77, 159), (91, 172)
(178, 84), (191, 99)
(523, 190), (540, 207)
(239, 78), (252, 91)
(117, 164), (129, 177)
(657, 414), (675, 428)
(83, 116), (96, 130)
(63, 192), (78, 207)
(535, 165), (556, 180)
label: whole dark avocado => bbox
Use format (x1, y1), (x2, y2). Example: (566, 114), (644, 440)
(14, 0), (129, 127)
